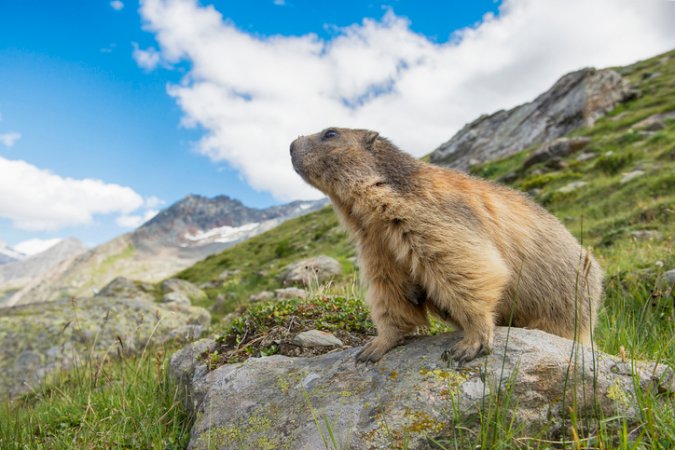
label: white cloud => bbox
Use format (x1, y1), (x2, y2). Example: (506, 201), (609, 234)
(132, 42), (162, 70)
(143, 195), (165, 209)
(0, 132), (21, 148)
(273, 0), (285, 6)
(138, 0), (675, 201)
(110, 1), (124, 11)
(0, 156), (144, 231)
(14, 238), (62, 256)
(116, 209), (159, 228)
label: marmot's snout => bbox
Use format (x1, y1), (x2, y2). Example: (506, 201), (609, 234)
(290, 136), (308, 177)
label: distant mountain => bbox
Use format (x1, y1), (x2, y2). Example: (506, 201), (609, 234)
(0, 238), (87, 306)
(0, 241), (25, 266)
(132, 194), (325, 253)
(5, 195), (327, 307)
(0, 238), (86, 285)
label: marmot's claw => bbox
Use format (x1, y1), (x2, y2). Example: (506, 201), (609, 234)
(444, 339), (489, 364)
(355, 337), (393, 364)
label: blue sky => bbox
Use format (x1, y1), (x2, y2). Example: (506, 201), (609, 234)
(0, 0), (500, 250)
(1, 0), (673, 252)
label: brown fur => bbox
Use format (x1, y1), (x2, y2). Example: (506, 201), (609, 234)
(290, 127), (604, 363)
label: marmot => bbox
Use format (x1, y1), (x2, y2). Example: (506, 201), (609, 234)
(290, 128), (603, 363)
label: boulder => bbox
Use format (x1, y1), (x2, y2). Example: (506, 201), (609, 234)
(576, 152), (598, 162)
(162, 291), (191, 305)
(631, 110), (675, 132)
(629, 230), (663, 241)
(292, 330), (343, 348)
(523, 137), (591, 169)
(162, 278), (207, 304)
(282, 255), (342, 286)
(430, 68), (633, 170)
(557, 181), (588, 194)
(275, 287), (307, 300)
(249, 290), (274, 302)
(620, 170), (645, 184)
(656, 269), (675, 296)
(96, 276), (154, 302)
(171, 328), (672, 450)
(0, 296), (210, 399)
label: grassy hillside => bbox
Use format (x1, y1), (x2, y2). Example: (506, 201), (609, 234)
(2, 50), (673, 448)
(176, 206), (358, 317)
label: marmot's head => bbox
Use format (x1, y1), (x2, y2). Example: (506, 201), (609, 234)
(290, 127), (419, 199)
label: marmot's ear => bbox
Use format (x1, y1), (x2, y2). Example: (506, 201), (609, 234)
(364, 131), (379, 150)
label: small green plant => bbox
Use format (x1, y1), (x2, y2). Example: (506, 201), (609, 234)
(211, 294), (375, 364)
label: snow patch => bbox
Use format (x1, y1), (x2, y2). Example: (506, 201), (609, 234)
(184, 222), (262, 244)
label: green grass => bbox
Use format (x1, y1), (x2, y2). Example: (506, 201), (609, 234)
(0, 344), (191, 449)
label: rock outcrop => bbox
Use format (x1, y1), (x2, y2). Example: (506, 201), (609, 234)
(0, 295), (210, 399)
(161, 278), (208, 305)
(429, 68), (634, 170)
(171, 328), (672, 450)
(96, 276), (155, 301)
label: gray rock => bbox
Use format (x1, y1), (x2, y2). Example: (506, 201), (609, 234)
(620, 170), (645, 184)
(162, 291), (192, 305)
(631, 110), (675, 132)
(275, 287), (307, 300)
(292, 330), (343, 348)
(162, 278), (207, 304)
(96, 276), (154, 302)
(557, 181), (588, 194)
(282, 255), (342, 286)
(170, 328), (673, 450)
(430, 68), (632, 170)
(249, 290), (274, 302)
(0, 296), (211, 399)
(524, 137), (591, 169)
(630, 230), (663, 241)
(576, 152), (598, 162)
(656, 269), (675, 296)
(217, 269), (240, 281)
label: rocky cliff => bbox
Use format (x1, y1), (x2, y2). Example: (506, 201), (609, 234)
(429, 68), (635, 170)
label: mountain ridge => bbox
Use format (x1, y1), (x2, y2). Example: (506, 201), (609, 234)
(3, 194), (326, 307)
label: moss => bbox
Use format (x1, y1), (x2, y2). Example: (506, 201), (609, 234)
(607, 379), (631, 407)
(276, 375), (291, 394)
(197, 412), (283, 450)
(403, 409), (446, 434)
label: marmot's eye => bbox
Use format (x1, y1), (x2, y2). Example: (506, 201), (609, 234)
(322, 129), (338, 140)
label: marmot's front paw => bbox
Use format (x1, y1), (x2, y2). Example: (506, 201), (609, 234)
(442, 336), (491, 364)
(355, 336), (398, 363)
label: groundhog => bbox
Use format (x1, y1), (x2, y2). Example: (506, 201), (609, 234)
(290, 128), (603, 363)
